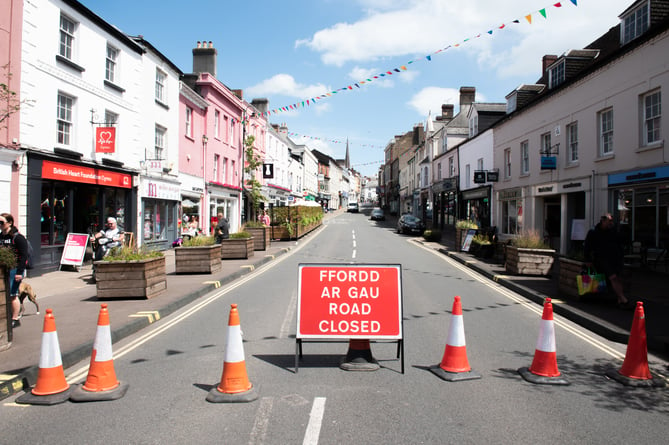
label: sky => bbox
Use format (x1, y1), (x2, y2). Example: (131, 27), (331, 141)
(83, 0), (633, 177)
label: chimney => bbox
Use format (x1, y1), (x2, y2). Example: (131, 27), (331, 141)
(412, 124), (424, 145)
(232, 89), (243, 100)
(192, 41), (217, 77)
(251, 98), (269, 115)
(437, 104), (454, 122)
(459, 86), (476, 107)
(542, 54), (558, 73)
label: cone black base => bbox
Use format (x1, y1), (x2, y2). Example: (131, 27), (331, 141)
(206, 385), (258, 403)
(518, 367), (570, 385)
(429, 365), (481, 382)
(16, 387), (72, 405)
(340, 356), (380, 371)
(605, 369), (666, 387)
(70, 381), (129, 402)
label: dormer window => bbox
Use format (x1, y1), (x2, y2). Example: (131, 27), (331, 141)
(469, 114), (479, 137)
(549, 60), (565, 89)
(621, 1), (649, 45)
(506, 92), (517, 114)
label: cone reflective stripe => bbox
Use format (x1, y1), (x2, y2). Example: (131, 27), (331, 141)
(430, 296), (481, 381)
(207, 304), (257, 402)
(519, 298), (569, 385)
(606, 302), (666, 387)
(440, 296), (470, 373)
(17, 309), (72, 405)
(82, 304), (120, 392)
(33, 309), (69, 395)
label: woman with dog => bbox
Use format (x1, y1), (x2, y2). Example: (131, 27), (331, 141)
(0, 213), (30, 328)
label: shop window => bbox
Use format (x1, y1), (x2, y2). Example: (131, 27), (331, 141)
(502, 199), (522, 234)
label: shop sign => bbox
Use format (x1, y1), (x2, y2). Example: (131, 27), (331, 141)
(608, 165), (669, 186)
(95, 127), (116, 153)
(486, 171), (499, 182)
(500, 189), (521, 200)
(297, 264), (403, 340)
(143, 178), (181, 200)
(263, 163), (274, 178)
(145, 160), (164, 173)
(42, 160), (131, 188)
(534, 183), (557, 196)
(473, 171), (486, 184)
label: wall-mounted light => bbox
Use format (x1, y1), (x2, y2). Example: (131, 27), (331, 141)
(187, 154), (191, 161)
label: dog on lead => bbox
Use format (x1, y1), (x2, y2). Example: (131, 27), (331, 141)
(18, 280), (39, 318)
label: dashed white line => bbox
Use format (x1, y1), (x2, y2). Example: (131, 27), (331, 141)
(303, 397), (326, 445)
(249, 397), (274, 445)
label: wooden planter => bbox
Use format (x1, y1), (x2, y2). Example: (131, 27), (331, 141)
(505, 246), (556, 276)
(558, 257), (587, 299)
(296, 221), (322, 237)
(175, 244), (222, 274)
(95, 256), (167, 299)
(245, 227), (271, 251)
(455, 228), (465, 252)
(271, 224), (294, 241)
(1, 268), (10, 351)
(220, 238), (254, 259)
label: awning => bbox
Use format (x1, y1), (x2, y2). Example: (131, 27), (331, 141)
(181, 198), (198, 207)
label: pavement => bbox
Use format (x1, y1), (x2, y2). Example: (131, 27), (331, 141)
(2, 208), (668, 401)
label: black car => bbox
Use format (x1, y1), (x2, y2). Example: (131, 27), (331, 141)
(370, 207), (385, 221)
(397, 214), (425, 235)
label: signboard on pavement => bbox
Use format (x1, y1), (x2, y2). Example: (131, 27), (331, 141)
(60, 233), (90, 268)
(297, 263), (403, 340)
(461, 229), (477, 252)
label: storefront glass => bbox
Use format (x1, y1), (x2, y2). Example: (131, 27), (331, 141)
(502, 199), (522, 234)
(614, 185), (668, 248)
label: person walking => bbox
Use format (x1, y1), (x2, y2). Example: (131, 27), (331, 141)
(261, 209), (271, 226)
(584, 213), (633, 309)
(0, 213), (30, 328)
(214, 213), (229, 244)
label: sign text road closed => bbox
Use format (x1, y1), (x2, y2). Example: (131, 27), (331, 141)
(297, 264), (403, 339)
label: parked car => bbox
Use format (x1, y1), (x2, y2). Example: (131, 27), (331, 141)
(370, 207), (385, 221)
(347, 202), (359, 213)
(397, 214), (425, 235)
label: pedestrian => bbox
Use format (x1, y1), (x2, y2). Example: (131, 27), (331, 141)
(584, 213), (633, 309)
(0, 213), (30, 328)
(261, 209), (271, 226)
(214, 213), (229, 244)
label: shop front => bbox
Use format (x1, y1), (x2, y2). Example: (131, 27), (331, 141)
(461, 186), (491, 228)
(497, 188), (523, 237)
(27, 154), (136, 275)
(609, 166), (669, 250)
(208, 183), (241, 234)
(432, 178), (458, 230)
(140, 176), (180, 250)
(179, 174), (205, 237)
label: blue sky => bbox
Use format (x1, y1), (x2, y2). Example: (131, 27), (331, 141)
(84, 0), (632, 177)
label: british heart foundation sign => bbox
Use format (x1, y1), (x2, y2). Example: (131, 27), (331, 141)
(297, 264), (403, 339)
(95, 127), (116, 153)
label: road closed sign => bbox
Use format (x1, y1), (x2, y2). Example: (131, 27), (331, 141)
(297, 264), (403, 339)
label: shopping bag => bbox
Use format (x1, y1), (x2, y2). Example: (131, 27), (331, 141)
(576, 268), (607, 295)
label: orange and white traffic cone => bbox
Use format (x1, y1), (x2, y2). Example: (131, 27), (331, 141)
(340, 339), (380, 371)
(17, 309), (72, 405)
(207, 304), (258, 403)
(518, 298), (569, 385)
(606, 302), (666, 387)
(70, 304), (129, 402)
(430, 296), (481, 381)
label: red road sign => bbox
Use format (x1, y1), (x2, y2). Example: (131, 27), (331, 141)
(297, 264), (403, 339)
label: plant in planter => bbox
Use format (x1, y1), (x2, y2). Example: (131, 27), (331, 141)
(243, 221), (271, 251)
(505, 230), (555, 276)
(455, 220), (478, 252)
(423, 229), (442, 242)
(220, 231), (254, 259)
(471, 234), (494, 258)
(175, 236), (222, 274)
(95, 246), (166, 299)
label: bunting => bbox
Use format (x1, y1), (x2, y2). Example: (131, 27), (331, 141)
(278, 128), (385, 149)
(263, 1), (576, 117)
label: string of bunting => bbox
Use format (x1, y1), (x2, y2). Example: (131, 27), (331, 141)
(279, 129), (386, 149)
(262, 1), (578, 117)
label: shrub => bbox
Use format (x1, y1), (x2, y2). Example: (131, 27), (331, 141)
(422, 229), (442, 242)
(230, 231), (251, 239)
(455, 220), (478, 230)
(0, 246), (17, 270)
(472, 234), (492, 245)
(243, 221), (265, 229)
(182, 235), (216, 247)
(510, 230), (550, 249)
(103, 245), (164, 262)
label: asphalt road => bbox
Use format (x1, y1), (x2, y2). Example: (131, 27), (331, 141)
(2, 212), (668, 444)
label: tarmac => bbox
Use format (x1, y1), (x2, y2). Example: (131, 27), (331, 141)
(2, 208), (668, 401)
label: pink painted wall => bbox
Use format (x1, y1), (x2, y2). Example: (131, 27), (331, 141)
(0, 0), (22, 148)
(178, 93), (207, 178)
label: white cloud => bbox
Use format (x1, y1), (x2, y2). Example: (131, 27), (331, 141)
(245, 74), (329, 99)
(408, 87), (460, 116)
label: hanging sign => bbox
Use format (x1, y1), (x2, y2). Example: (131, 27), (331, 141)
(541, 156), (557, 170)
(263, 163), (274, 178)
(95, 127), (116, 153)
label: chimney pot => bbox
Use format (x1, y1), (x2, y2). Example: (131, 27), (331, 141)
(209, 41), (213, 48)
(196, 41), (201, 48)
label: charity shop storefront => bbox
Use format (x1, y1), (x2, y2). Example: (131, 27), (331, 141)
(208, 182), (241, 234)
(26, 153), (136, 275)
(140, 175), (180, 250)
(179, 173), (205, 236)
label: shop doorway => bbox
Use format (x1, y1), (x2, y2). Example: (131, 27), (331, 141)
(544, 200), (561, 250)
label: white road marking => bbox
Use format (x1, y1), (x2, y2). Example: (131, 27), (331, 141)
(280, 290), (297, 339)
(249, 397), (274, 445)
(303, 397), (326, 445)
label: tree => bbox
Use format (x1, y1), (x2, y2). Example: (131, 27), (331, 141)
(243, 135), (266, 222)
(0, 65), (22, 131)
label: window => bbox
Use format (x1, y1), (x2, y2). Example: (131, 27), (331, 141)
(520, 141), (529, 174)
(213, 154), (219, 182)
(541, 132), (552, 156)
(642, 90), (661, 145)
(155, 125), (166, 159)
(214, 110), (220, 139)
(155, 69), (167, 103)
(622, 2), (649, 45)
(465, 164), (470, 188)
(222, 157), (228, 183)
(229, 117), (235, 145)
(469, 115), (478, 137)
(437, 162), (442, 180)
(231, 160), (236, 182)
(502, 199), (522, 234)
(598, 108), (614, 155)
(549, 60), (565, 89)
(56, 93), (74, 145)
(504, 148), (511, 178)
(59, 15), (76, 60)
(104, 110), (118, 125)
(477, 158), (484, 171)
(105, 45), (118, 83)
(185, 107), (192, 138)
(448, 157), (454, 177)
(567, 122), (578, 163)
(441, 133), (448, 153)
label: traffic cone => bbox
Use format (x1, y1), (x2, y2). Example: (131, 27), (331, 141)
(17, 309), (72, 405)
(70, 304), (129, 402)
(430, 296), (481, 381)
(518, 298), (569, 385)
(606, 302), (666, 387)
(340, 339), (380, 371)
(207, 304), (258, 403)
